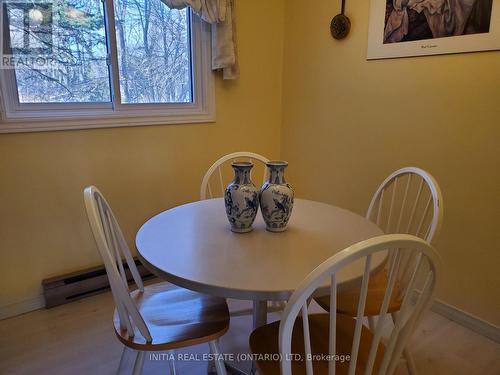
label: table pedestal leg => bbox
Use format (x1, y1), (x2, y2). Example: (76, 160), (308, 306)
(215, 300), (269, 375)
(250, 300), (268, 375)
(253, 300), (268, 329)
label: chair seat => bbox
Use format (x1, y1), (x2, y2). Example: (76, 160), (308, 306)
(249, 314), (386, 374)
(113, 282), (230, 351)
(315, 269), (402, 316)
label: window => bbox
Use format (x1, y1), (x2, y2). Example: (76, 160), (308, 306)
(0, 0), (214, 133)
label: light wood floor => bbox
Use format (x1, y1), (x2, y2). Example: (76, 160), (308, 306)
(1, 288), (499, 375)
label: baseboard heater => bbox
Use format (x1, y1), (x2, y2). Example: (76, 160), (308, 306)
(42, 258), (154, 308)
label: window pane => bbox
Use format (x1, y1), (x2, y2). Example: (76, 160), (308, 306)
(114, 1), (192, 104)
(5, 0), (111, 103)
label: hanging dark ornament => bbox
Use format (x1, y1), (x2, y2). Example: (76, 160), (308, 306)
(330, 0), (351, 40)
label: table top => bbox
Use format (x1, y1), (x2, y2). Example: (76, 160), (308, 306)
(136, 198), (385, 301)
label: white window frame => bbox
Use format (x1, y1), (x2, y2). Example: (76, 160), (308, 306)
(0, 4), (215, 133)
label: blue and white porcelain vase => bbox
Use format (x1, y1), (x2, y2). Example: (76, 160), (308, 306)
(260, 161), (294, 232)
(224, 161), (259, 233)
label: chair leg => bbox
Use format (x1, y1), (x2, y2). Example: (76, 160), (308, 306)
(168, 350), (178, 375)
(132, 351), (146, 375)
(209, 340), (227, 375)
(207, 360), (217, 375)
(404, 347), (418, 375)
(391, 312), (418, 375)
(117, 346), (135, 375)
(117, 347), (127, 375)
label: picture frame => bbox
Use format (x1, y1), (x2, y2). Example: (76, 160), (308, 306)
(367, 0), (500, 59)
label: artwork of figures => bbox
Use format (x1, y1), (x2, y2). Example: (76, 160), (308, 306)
(367, 0), (500, 59)
(384, 0), (493, 43)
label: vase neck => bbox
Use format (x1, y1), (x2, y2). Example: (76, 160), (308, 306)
(268, 166), (287, 184)
(232, 162), (253, 185)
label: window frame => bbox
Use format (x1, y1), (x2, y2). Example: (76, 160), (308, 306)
(0, 3), (215, 133)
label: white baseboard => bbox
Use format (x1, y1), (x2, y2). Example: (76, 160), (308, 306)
(0, 295), (45, 320)
(432, 298), (500, 343)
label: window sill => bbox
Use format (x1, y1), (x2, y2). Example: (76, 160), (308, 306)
(0, 113), (215, 133)
(1, 91), (215, 138)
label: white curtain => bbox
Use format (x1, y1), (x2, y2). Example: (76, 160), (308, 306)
(162, 0), (238, 79)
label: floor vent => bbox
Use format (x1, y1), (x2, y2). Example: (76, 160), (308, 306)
(42, 258), (154, 308)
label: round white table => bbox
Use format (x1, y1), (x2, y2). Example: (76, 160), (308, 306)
(136, 198), (384, 328)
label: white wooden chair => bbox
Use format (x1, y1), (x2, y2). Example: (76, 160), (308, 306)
(200, 151), (270, 200)
(250, 234), (441, 375)
(84, 186), (230, 375)
(315, 167), (443, 374)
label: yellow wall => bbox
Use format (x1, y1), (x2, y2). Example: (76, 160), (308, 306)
(2, 0), (499, 328)
(281, 0), (500, 325)
(0, 0), (285, 314)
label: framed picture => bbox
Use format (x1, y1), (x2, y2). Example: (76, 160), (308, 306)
(367, 0), (500, 59)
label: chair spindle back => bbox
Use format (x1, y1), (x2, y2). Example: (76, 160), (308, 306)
(83, 186), (152, 342)
(200, 152), (269, 200)
(279, 234), (440, 375)
(366, 167), (443, 243)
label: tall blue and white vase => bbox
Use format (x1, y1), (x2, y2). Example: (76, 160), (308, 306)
(260, 161), (294, 232)
(224, 162), (259, 233)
